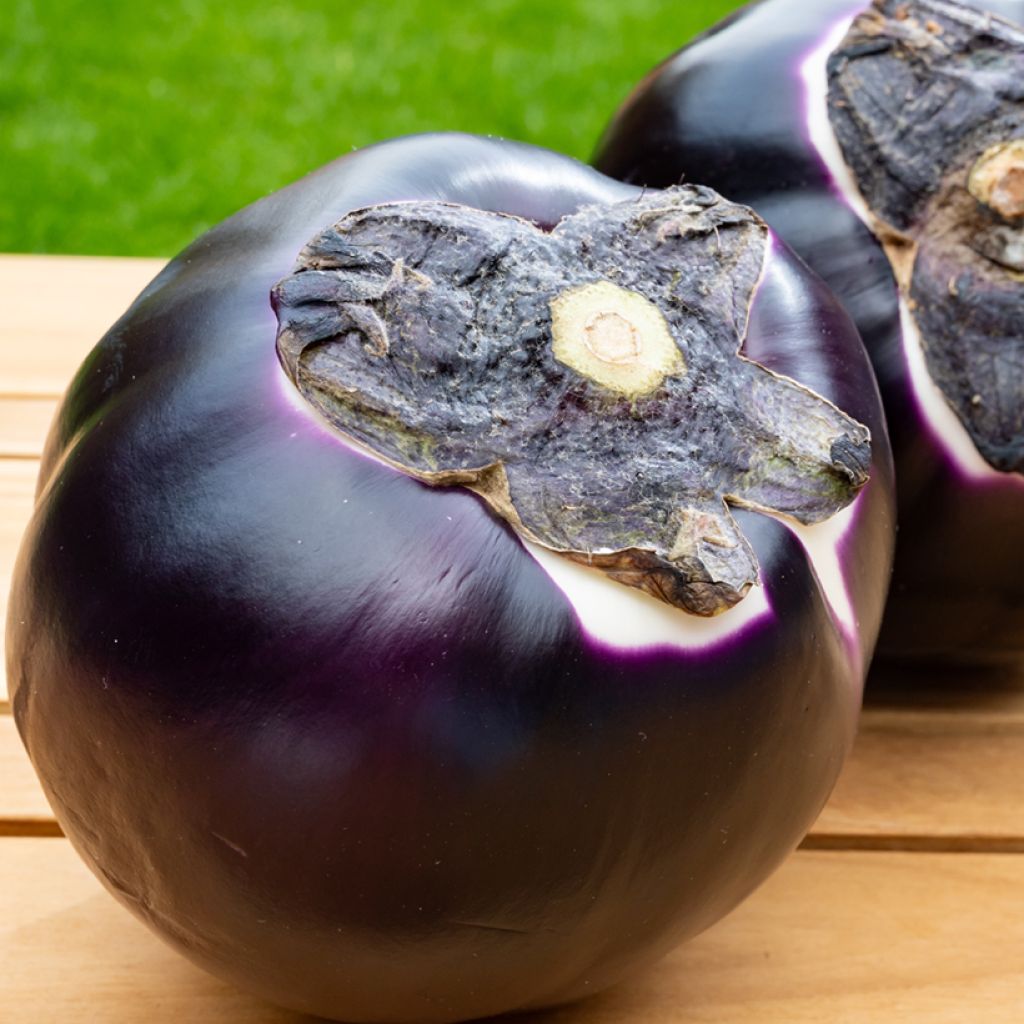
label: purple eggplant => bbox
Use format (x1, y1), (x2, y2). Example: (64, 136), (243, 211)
(8, 134), (892, 1023)
(595, 0), (1024, 668)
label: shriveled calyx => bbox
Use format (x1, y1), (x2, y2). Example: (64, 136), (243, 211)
(273, 187), (869, 616)
(828, 0), (1024, 472)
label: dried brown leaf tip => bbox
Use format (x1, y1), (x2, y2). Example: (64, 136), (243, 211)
(274, 187), (869, 616)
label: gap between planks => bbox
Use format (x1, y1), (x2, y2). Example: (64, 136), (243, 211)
(4, 823), (1023, 852)
(800, 833), (1024, 854)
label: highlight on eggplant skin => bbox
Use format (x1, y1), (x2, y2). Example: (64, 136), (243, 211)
(594, 0), (1024, 667)
(7, 135), (892, 1024)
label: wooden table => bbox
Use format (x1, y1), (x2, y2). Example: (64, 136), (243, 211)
(2, 255), (1022, 1022)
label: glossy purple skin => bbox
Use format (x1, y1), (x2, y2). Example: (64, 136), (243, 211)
(8, 135), (891, 1023)
(595, 0), (1024, 666)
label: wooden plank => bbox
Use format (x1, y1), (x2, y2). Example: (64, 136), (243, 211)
(0, 254), (164, 395)
(0, 837), (303, 1023)
(0, 717), (57, 835)
(0, 397), (58, 458)
(592, 850), (1024, 1024)
(1, 840), (1022, 1022)
(0, 459), (38, 703)
(814, 707), (1024, 851)
(813, 660), (1024, 850)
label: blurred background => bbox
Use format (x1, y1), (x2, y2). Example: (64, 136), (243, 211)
(1, 0), (739, 257)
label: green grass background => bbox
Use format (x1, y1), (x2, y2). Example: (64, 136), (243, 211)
(2, 0), (739, 257)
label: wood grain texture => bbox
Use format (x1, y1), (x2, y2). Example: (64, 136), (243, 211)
(815, 707), (1024, 850)
(0, 254), (163, 395)
(811, 663), (1024, 850)
(1, 459), (38, 702)
(0, 398), (58, 458)
(2, 840), (1022, 1024)
(0, 717), (58, 835)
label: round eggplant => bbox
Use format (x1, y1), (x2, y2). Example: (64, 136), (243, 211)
(595, 0), (1024, 667)
(8, 134), (893, 1023)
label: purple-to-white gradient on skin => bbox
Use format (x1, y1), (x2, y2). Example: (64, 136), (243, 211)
(8, 135), (891, 1023)
(594, 0), (1024, 665)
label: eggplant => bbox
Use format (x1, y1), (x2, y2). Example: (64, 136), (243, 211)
(8, 134), (893, 1023)
(595, 0), (1024, 667)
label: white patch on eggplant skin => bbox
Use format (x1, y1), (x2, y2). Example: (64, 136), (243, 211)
(524, 541), (771, 650)
(785, 498), (860, 641)
(802, 7), (1017, 486)
(527, 496), (863, 652)
(800, 12), (868, 222)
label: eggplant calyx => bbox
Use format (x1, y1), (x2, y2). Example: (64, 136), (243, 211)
(272, 188), (870, 616)
(827, 0), (1024, 473)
